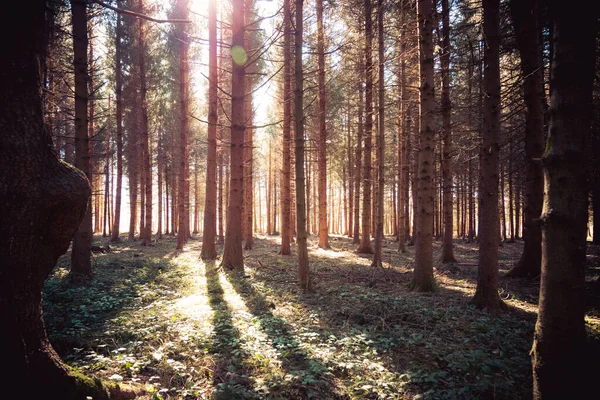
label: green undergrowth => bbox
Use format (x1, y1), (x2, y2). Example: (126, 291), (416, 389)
(42, 235), (600, 399)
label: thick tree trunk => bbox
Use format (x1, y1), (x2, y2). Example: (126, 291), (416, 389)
(397, 4), (407, 253)
(316, 0), (330, 249)
(294, 0), (311, 292)
(0, 3), (115, 398)
(372, 0), (385, 267)
(440, 0), (456, 263)
(280, 0), (292, 255)
(202, 0), (219, 259)
(507, 0), (545, 278)
(353, 61), (364, 244)
(176, 0), (190, 250)
(222, 0), (246, 270)
(358, 0), (374, 254)
(70, 0), (93, 282)
(471, 0), (505, 311)
(410, 0), (436, 291)
(531, 5), (596, 398)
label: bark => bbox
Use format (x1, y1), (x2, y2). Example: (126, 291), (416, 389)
(0, 3), (115, 397)
(138, 0), (152, 246)
(267, 138), (272, 234)
(70, 0), (93, 282)
(507, 0), (545, 278)
(471, 0), (506, 311)
(531, 4), (596, 398)
(410, 0), (436, 291)
(397, 4), (407, 253)
(316, 0), (330, 249)
(439, 0), (456, 263)
(372, 0), (385, 267)
(294, 0), (311, 292)
(176, 0), (190, 250)
(201, 0), (218, 259)
(353, 59), (364, 244)
(280, 0), (292, 255)
(221, 0), (246, 271)
(358, 0), (374, 254)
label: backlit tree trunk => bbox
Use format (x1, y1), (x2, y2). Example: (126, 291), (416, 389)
(316, 0), (330, 249)
(176, 0), (190, 250)
(372, 0), (385, 267)
(507, 0), (544, 278)
(531, 4), (596, 397)
(471, 0), (505, 311)
(294, 0), (311, 292)
(280, 0), (292, 255)
(439, 0), (456, 263)
(222, 0), (246, 270)
(202, 0), (218, 259)
(410, 0), (436, 291)
(70, 0), (93, 282)
(358, 0), (374, 254)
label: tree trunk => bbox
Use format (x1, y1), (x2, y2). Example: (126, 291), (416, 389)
(410, 0), (436, 291)
(0, 3), (115, 397)
(372, 0), (385, 267)
(280, 0), (292, 255)
(316, 0), (330, 249)
(439, 0), (456, 263)
(531, 4), (596, 397)
(294, 0), (311, 292)
(176, 0), (190, 250)
(70, 0), (93, 282)
(471, 0), (505, 311)
(202, 0), (219, 259)
(353, 58), (363, 244)
(222, 0), (246, 270)
(358, 0), (374, 254)
(507, 0), (545, 278)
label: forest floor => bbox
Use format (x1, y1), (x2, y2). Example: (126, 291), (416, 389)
(44, 234), (600, 400)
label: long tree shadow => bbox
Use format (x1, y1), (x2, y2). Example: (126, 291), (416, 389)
(205, 261), (257, 400)
(226, 271), (349, 399)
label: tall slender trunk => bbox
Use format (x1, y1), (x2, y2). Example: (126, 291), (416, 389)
(176, 0), (190, 249)
(202, 0), (218, 259)
(471, 0), (505, 311)
(531, 5), (595, 397)
(372, 0), (385, 267)
(410, 0), (436, 291)
(294, 0), (311, 291)
(507, 0), (545, 278)
(353, 58), (363, 244)
(267, 137), (272, 234)
(280, 0), (292, 255)
(316, 0), (330, 249)
(222, 0), (246, 270)
(358, 0), (374, 254)
(70, 0), (92, 281)
(440, 0), (455, 263)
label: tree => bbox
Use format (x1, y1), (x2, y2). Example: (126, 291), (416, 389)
(439, 0), (456, 263)
(316, 0), (330, 249)
(295, 0), (311, 292)
(531, 3), (596, 397)
(221, 0), (246, 271)
(280, 0), (292, 255)
(201, 0), (219, 260)
(70, 0), (93, 282)
(0, 2), (128, 397)
(410, 0), (436, 291)
(358, 0), (374, 254)
(506, 0), (544, 278)
(470, 0), (505, 311)
(176, 0), (190, 250)
(111, 1), (124, 242)
(372, 0), (385, 267)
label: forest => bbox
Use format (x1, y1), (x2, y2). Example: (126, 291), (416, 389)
(1, 0), (600, 399)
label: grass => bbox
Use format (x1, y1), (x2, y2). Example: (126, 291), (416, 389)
(43, 234), (600, 399)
